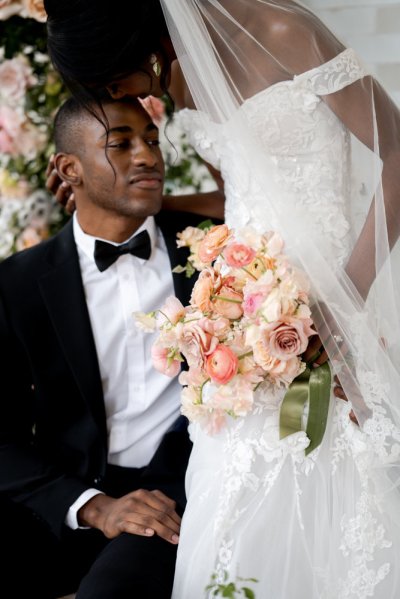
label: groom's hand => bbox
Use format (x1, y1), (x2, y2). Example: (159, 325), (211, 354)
(77, 489), (181, 544)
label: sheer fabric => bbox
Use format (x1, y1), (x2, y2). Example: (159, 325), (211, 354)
(159, 1), (400, 597)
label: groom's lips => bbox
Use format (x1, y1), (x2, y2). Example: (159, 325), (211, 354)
(129, 173), (163, 189)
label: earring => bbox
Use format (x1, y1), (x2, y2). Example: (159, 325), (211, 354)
(149, 53), (161, 77)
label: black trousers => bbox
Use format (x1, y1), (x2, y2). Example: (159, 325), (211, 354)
(1, 424), (191, 599)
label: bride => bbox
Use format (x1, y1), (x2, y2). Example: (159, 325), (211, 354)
(45, 1), (400, 596)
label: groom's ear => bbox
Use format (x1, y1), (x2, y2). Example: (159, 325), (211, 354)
(54, 152), (83, 187)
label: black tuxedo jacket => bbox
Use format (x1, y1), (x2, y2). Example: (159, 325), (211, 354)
(0, 210), (210, 538)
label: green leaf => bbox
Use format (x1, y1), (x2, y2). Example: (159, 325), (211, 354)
(242, 588), (256, 599)
(198, 219), (215, 231)
(172, 264), (187, 274)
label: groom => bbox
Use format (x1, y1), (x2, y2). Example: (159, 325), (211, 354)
(0, 96), (215, 598)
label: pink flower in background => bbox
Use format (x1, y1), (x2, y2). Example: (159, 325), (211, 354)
(243, 291), (266, 317)
(224, 243), (255, 268)
(206, 345), (239, 385)
(138, 95), (165, 127)
(15, 225), (45, 251)
(0, 56), (36, 102)
(21, 0), (47, 22)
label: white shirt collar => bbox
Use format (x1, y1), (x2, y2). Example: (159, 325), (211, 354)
(73, 212), (158, 264)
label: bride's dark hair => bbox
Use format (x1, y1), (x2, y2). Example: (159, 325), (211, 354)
(44, 0), (170, 101)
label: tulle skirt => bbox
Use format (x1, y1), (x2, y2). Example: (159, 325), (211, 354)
(172, 388), (400, 598)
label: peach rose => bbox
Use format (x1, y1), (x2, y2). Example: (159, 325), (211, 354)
(263, 318), (316, 360)
(260, 288), (297, 322)
(151, 343), (181, 377)
(212, 285), (244, 320)
(198, 224), (231, 263)
(206, 344), (239, 385)
(190, 268), (220, 312)
(224, 243), (256, 268)
(253, 341), (302, 384)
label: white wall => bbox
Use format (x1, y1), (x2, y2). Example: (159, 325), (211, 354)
(302, 0), (400, 104)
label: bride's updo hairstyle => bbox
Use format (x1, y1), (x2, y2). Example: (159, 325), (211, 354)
(44, 0), (170, 102)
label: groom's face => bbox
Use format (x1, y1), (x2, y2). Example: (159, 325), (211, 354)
(77, 99), (165, 220)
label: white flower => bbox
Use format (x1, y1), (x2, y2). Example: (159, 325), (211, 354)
(132, 311), (157, 333)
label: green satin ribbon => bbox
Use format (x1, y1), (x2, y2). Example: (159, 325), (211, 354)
(279, 362), (331, 456)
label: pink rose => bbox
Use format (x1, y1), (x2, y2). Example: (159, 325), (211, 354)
(223, 243), (256, 268)
(198, 224), (231, 264)
(263, 318), (316, 360)
(206, 344), (239, 385)
(212, 285), (244, 320)
(138, 95), (165, 127)
(151, 343), (181, 377)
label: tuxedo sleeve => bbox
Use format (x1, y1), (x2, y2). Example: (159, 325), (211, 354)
(0, 291), (90, 538)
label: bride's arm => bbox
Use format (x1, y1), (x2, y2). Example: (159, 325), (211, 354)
(162, 160), (225, 219)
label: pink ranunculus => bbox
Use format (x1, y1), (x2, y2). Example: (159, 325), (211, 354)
(159, 296), (185, 325)
(138, 95), (165, 127)
(198, 224), (231, 264)
(151, 343), (181, 377)
(263, 318), (316, 360)
(206, 344), (239, 385)
(179, 321), (219, 368)
(212, 285), (243, 320)
(224, 242), (256, 268)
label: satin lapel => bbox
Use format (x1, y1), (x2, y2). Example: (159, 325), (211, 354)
(38, 222), (107, 441)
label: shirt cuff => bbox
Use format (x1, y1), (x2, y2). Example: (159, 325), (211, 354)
(65, 488), (104, 530)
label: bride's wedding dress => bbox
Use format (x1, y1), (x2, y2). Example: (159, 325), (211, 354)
(171, 49), (400, 598)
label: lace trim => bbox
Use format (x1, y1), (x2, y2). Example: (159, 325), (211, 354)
(296, 48), (366, 96)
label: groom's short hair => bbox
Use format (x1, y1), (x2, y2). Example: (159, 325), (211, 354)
(53, 95), (143, 156)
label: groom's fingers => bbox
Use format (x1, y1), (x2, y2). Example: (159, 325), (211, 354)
(112, 489), (182, 543)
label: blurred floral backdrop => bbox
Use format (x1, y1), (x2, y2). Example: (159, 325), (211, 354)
(0, 1), (214, 260)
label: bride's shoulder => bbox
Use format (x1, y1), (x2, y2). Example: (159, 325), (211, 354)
(256, 3), (345, 76)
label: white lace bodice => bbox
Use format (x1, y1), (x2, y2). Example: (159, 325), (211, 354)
(177, 48), (366, 268)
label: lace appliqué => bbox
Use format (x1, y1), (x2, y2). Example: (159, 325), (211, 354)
(296, 48), (366, 96)
(338, 492), (391, 598)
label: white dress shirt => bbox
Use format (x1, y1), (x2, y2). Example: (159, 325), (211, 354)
(66, 213), (182, 528)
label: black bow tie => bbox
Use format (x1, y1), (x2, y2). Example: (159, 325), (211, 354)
(94, 230), (151, 272)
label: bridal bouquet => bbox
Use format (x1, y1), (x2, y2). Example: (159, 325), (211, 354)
(135, 223), (333, 443)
